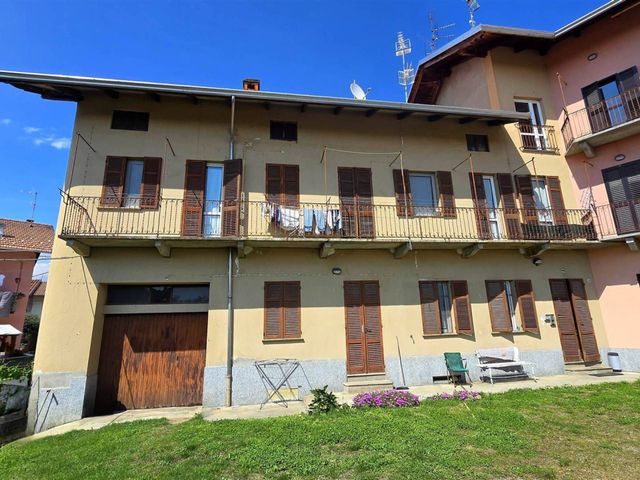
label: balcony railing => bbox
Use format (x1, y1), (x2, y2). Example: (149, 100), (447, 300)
(61, 196), (600, 243)
(561, 86), (640, 148)
(592, 199), (640, 238)
(516, 123), (559, 153)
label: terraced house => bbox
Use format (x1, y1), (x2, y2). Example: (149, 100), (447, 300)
(0, 61), (612, 432)
(410, 0), (640, 371)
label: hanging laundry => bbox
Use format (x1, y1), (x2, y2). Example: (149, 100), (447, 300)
(303, 208), (314, 233)
(313, 208), (326, 235)
(279, 206), (300, 230)
(0, 291), (15, 318)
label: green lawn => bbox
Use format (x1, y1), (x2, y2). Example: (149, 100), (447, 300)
(1, 381), (640, 479)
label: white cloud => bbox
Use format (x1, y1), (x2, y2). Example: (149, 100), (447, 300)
(24, 126), (41, 134)
(30, 133), (71, 150)
(50, 138), (71, 149)
(0, 118), (11, 125)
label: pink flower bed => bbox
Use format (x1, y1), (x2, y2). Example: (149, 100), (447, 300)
(352, 389), (420, 408)
(431, 390), (481, 401)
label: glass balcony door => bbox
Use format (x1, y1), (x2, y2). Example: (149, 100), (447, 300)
(203, 164), (223, 237)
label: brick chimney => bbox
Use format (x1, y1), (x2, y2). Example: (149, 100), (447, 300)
(243, 79), (260, 91)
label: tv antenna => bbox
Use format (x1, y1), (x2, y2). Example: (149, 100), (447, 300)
(350, 80), (371, 100)
(465, 0), (480, 28)
(429, 12), (456, 51)
(395, 32), (415, 101)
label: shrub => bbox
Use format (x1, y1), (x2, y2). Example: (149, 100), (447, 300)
(430, 390), (481, 401)
(0, 364), (32, 384)
(308, 386), (339, 414)
(353, 389), (420, 408)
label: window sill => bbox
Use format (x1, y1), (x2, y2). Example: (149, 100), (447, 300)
(422, 333), (460, 338)
(262, 337), (305, 344)
(491, 330), (530, 335)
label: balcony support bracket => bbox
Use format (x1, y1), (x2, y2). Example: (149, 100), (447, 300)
(319, 241), (335, 259)
(155, 240), (171, 258)
(520, 242), (551, 258)
(66, 240), (91, 258)
(625, 237), (640, 252)
(457, 243), (483, 259)
(237, 241), (254, 258)
(579, 141), (596, 159)
(392, 242), (412, 259)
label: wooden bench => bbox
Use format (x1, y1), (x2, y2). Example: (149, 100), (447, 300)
(476, 347), (536, 384)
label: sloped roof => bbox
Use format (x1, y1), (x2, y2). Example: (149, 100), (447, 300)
(29, 280), (46, 297)
(0, 218), (54, 253)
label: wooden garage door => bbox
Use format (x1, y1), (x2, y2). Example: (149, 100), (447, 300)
(95, 312), (207, 414)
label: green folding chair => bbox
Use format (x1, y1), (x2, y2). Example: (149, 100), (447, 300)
(444, 352), (472, 387)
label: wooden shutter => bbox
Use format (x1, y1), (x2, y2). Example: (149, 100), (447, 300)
(338, 167), (357, 237)
(618, 67), (640, 118)
(436, 171), (456, 218)
(222, 158), (243, 237)
(515, 175), (539, 225)
(451, 281), (473, 335)
(266, 164), (282, 204)
(283, 281), (301, 338)
(547, 176), (568, 225)
(344, 281), (365, 374)
(264, 282), (284, 339)
(549, 279), (582, 363)
(266, 164), (299, 208)
(362, 281), (384, 373)
(485, 281), (511, 333)
(181, 160), (206, 236)
(469, 173), (491, 239)
(100, 156), (126, 207)
(419, 281), (441, 335)
(515, 280), (538, 333)
(140, 157), (162, 209)
(603, 162), (640, 234)
(497, 173), (523, 239)
(355, 168), (375, 238)
(393, 169), (413, 217)
(568, 279), (600, 363)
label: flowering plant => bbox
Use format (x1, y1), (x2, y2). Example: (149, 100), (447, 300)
(352, 389), (420, 408)
(430, 390), (481, 401)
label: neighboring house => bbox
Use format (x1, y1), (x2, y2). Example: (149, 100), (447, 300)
(0, 219), (54, 353)
(410, 0), (640, 371)
(0, 54), (616, 431)
(27, 280), (46, 317)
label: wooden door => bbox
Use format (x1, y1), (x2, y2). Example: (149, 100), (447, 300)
(549, 279), (600, 363)
(95, 312), (207, 413)
(344, 281), (384, 375)
(338, 167), (375, 238)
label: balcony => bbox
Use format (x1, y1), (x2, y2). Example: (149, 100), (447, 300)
(516, 123), (559, 153)
(60, 196), (600, 257)
(592, 199), (640, 240)
(561, 86), (640, 156)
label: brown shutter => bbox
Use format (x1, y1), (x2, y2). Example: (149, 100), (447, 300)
(393, 169), (413, 217)
(497, 173), (523, 239)
(338, 167), (357, 237)
(436, 171), (456, 218)
(515, 175), (539, 225)
(568, 279), (600, 363)
(264, 282), (284, 339)
(181, 160), (206, 236)
(362, 281), (384, 373)
(485, 281), (511, 333)
(469, 173), (491, 239)
(344, 281), (365, 374)
(451, 280), (473, 335)
(100, 156), (126, 207)
(283, 281), (301, 338)
(283, 165), (299, 208)
(266, 164), (282, 204)
(547, 176), (568, 225)
(419, 281), (441, 335)
(355, 168), (375, 238)
(549, 279), (582, 362)
(140, 157), (162, 209)
(515, 280), (538, 333)
(222, 158), (243, 237)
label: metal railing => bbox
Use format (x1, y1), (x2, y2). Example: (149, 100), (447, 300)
(61, 196), (600, 243)
(516, 123), (559, 153)
(592, 199), (640, 238)
(561, 85), (640, 148)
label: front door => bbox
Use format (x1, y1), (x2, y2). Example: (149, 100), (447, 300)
(344, 281), (385, 375)
(549, 279), (601, 363)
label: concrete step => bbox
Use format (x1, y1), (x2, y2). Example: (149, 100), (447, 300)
(343, 374), (394, 393)
(565, 362), (613, 374)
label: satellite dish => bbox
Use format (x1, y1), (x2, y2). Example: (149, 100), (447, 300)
(350, 80), (371, 100)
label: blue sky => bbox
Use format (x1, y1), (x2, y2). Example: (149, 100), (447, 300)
(0, 0), (605, 232)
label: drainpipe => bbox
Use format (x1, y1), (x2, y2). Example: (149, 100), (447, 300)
(225, 95), (236, 407)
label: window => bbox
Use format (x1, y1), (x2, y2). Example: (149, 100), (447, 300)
(393, 170), (456, 218)
(264, 281), (301, 339)
(409, 173), (437, 216)
(266, 164), (300, 207)
(270, 121), (297, 141)
(582, 66), (640, 131)
(111, 110), (150, 131)
(100, 156), (162, 209)
(122, 159), (144, 208)
(602, 159), (640, 235)
(515, 100), (547, 150)
(466, 134), (489, 152)
(418, 280), (473, 336)
(106, 284), (209, 305)
(203, 164), (224, 237)
(485, 280), (538, 333)
(531, 177), (553, 224)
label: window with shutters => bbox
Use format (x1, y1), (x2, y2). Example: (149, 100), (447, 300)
(100, 156), (162, 209)
(602, 158), (640, 234)
(466, 134), (489, 152)
(393, 170), (455, 218)
(485, 279), (538, 333)
(264, 281), (301, 340)
(270, 121), (297, 141)
(265, 164), (300, 207)
(111, 110), (149, 131)
(409, 173), (437, 216)
(419, 280), (473, 336)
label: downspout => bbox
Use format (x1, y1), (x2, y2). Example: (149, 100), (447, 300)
(225, 95), (236, 407)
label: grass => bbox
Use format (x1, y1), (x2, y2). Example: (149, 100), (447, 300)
(1, 381), (640, 479)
